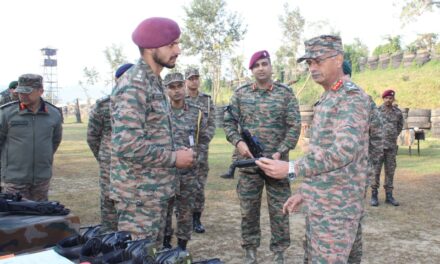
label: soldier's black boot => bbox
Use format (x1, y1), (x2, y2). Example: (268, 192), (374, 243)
(370, 189), (379, 207)
(220, 171), (233, 179)
(385, 191), (399, 206)
(193, 212), (206, 233)
(162, 235), (172, 249)
(177, 238), (188, 250)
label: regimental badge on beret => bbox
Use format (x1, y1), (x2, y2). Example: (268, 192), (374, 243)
(382, 89), (395, 98)
(249, 50), (270, 69)
(132, 17), (181, 49)
(297, 35), (343, 63)
(15, 74), (43, 94)
(164, 72), (184, 86)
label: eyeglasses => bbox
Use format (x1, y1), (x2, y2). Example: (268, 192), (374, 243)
(305, 53), (339, 66)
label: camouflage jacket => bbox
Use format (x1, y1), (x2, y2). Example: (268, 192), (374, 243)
(378, 104), (403, 149)
(367, 98), (384, 185)
(185, 92), (215, 157)
(110, 58), (176, 202)
(293, 81), (370, 218)
(223, 82), (301, 159)
(0, 89), (17, 106)
(87, 96), (111, 163)
(170, 101), (207, 173)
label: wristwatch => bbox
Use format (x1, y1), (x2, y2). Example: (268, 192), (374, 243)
(287, 161), (296, 182)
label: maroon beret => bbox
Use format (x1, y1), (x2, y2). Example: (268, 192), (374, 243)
(249, 50), (270, 69)
(132, 17), (181, 49)
(382, 89), (395, 98)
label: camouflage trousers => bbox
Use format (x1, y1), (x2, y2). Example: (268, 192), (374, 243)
(303, 213), (361, 263)
(165, 171), (197, 240)
(237, 169), (291, 252)
(115, 197), (169, 247)
(99, 161), (117, 233)
(372, 147), (397, 191)
(303, 216), (363, 263)
(194, 163), (209, 213)
(2, 179), (51, 201)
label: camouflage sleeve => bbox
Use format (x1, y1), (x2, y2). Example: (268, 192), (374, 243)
(111, 85), (176, 167)
(368, 100), (384, 184)
(277, 91), (301, 154)
(86, 104), (103, 160)
(223, 92), (242, 147)
(294, 94), (367, 178)
(52, 112), (63, 153)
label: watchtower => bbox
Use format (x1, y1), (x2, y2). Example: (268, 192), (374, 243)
(41, 47), (59, 104)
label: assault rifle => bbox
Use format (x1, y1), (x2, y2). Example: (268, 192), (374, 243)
(223, 105), (270, 179)
(0, 191), (70, 216)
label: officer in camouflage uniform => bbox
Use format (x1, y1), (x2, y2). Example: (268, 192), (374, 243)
(257, 35), (372, 263)
(87, 63), (133, 233)
(0, 81), (19, 106)
(371, 89), (403, 207)
(184, 68), (216, 233)
(223, 50), (301, 264)
(163, 72), (207, 250)
(110, 17), (193, 245)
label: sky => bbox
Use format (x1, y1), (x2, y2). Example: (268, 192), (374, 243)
(0, 0), (439, 104)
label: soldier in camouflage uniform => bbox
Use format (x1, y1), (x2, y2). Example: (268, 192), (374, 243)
(163, 72), (207, 250)
(110, 17), (193, 245)
(87, 63), (133, 233)
(0, 81), (19, 106)
(301, 60), (384, 264)
(371, 89), (403, 207)
(184, 68), (216, 233)
(223, 50), (301, 264)
(257, 35), (373, 263)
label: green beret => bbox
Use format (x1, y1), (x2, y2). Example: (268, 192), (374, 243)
(9, 81), (18, 89)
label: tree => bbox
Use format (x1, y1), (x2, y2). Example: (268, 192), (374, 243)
(372, 36), (402, 56)
(343, 38), (369, 73)
(398, 0), (440, 25)
(229, 55), (246, 87)
(407, 33), (438, 52)
(103, 44), (127, 88)
(273, 3), (305, 83)
(181, 0), (247, 104)
(78, 66), (100, 106)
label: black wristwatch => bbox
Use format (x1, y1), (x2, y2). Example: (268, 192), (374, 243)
(287, 161), (296, 182)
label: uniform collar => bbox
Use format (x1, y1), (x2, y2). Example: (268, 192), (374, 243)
(252, 82), (274, 92)
(19, 98), (47, 113)
(330, 79), (343, 91)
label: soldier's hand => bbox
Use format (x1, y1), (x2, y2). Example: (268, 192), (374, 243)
(255, 157), (288, 179)
(175, 148), (194, 168)
(272, 152), (281, 160)
(283, 193), (303, 214)
(237, 141), (253, 158)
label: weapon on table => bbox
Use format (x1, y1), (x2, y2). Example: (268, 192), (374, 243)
(0, 192), (70, 216)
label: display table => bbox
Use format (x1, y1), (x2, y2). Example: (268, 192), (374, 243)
(0, 213), (80, 255)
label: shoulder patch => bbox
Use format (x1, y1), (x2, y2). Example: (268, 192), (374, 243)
(0, 100), (18, 109)
(343, 81), (360, 93)
(274, 82), (293, 92)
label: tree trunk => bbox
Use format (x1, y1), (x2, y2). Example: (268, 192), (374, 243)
(75, 98), (82, 123)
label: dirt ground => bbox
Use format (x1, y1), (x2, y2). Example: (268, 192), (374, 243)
(51, 167), (440, 263)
